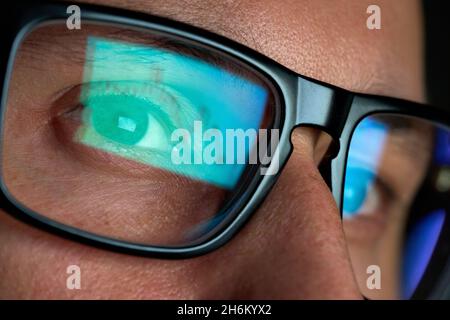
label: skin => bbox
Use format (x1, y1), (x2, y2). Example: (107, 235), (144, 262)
(343, 117), (433, 299)
(0, 0), (425, 299)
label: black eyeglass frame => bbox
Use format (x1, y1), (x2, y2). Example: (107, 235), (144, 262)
(0, 0), (449, 299)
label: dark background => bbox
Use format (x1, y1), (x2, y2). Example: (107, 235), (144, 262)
(423, 1), (450, 299)
(424, 1), (450, 110)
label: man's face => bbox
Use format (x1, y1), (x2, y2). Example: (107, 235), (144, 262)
(0, 0), (426, 299)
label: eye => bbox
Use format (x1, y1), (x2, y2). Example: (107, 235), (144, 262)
(343, 166), (382, 218)
(50, 81), (207, 179)
(82, 94), (173, 152)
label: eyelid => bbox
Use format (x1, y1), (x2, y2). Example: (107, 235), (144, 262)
(74, 81), (202, 164)
(344, 164), (396, 216)
(50, 80), (204, 176)
(51, 100), (178, 180)
(372, 173), (396, 203)
(51, 80), (203, 132)
(79, 80), (201, 127)
(347, 150), (398, 203)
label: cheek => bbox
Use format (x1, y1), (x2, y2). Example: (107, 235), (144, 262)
(0, 211), (230, 299)
(2, 103), (228, 245)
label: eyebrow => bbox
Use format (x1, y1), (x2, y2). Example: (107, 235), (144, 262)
(375, 115), (434, 159)
(376, 115), (418, 131)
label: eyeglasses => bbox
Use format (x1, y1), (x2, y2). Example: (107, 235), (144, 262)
(1, 1), (449, 299)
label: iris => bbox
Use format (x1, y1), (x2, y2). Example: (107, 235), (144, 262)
(87, 95), (149, 146)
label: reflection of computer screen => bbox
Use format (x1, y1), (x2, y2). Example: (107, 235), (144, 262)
(78, 37), (269, 189)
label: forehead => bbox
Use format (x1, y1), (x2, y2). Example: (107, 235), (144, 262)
(71, 0), (424, 101)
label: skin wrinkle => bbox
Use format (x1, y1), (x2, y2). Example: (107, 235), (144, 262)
(0, 0), (425, 299)
(7, 171), (225, 243)
(5, 117), (228, 243)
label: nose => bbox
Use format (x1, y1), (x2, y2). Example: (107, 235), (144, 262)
(211, 126), (362, 299)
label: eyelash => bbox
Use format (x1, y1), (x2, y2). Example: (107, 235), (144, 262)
(47, 80), (207, 177)
(78, 80), (199, 128)
(374, 174), (396, 204)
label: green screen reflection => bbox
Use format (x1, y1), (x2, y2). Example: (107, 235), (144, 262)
(77, 37), (269, 189)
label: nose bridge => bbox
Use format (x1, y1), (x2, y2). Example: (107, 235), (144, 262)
(294, 77), (353, 140)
